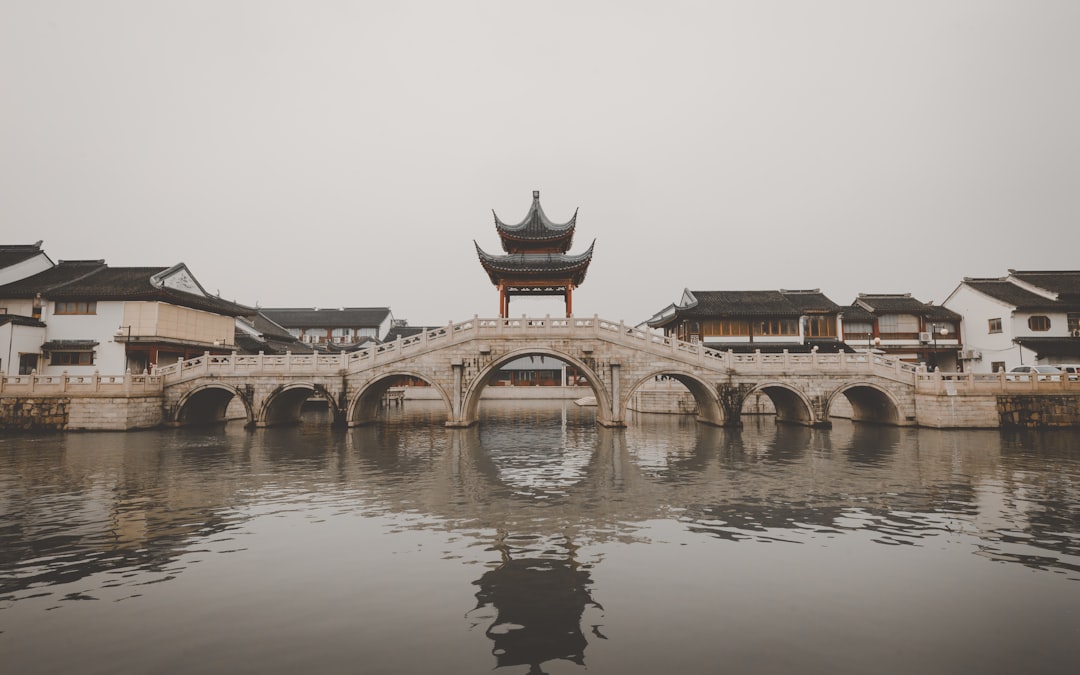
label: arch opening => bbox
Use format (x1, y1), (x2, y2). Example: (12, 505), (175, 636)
(462, 349), (609, 428)
(738, 384), (815, 427)
(625, 371), (727, 427)
(829, 384), (901, 425)
(349, 372), (451, 427)
(260, 383), (342, 428)
(175, 384), (250, 427)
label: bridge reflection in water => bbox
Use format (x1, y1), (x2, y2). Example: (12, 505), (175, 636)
(1, 401), (1078, 673)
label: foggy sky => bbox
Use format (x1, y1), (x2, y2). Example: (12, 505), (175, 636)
(3, 1), (1078, 326)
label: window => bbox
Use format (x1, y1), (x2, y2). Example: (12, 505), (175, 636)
(50, 351), (94, 366)
(805, 316), (837, 337)
(1027, 315), (1051, 332)
(991, 361), (1006, 373)
(877, 314), (919, 334)
(701, 319), (749, 336)
(19, 354), (38, 374)
(54, 301), (97, 315)
(1069, 313), (1079, 332)
(755, 318), (799, 336)
(988, 318), (1002, 334)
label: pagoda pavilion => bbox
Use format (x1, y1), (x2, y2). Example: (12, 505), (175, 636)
(475, 190), (595, 318)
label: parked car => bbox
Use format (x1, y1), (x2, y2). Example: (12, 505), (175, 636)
(1054, 364), (1080, 381)
(1006, 365), (1062, 381)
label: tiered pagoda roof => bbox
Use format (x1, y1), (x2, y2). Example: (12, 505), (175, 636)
(492, 190), (578, 253)
(475, 242), (595, 287)
(475, 190), (596, 317)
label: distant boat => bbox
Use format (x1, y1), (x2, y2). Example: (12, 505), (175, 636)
(574, 396), (596, 407)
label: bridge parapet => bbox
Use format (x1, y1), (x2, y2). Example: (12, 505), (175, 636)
(916, 371), (1080, 394)
(1, 371), (162, 395)
(153, 316), (925, 385)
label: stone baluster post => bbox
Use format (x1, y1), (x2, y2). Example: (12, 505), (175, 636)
(610, 362), (621, 425)
(451, 359), (463, 423)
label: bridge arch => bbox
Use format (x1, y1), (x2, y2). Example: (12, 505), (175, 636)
(348, 370), (452, 426)
(625, 370), (727, 426)
(828, 382), (903, 425)
(460, 348), (612, 427)
(258, 382), (343, 428)
(738, 382), (819, 427)
(173, 383), (253, 427)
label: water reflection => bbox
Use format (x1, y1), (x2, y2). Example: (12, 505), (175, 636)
(1, 402), (1079, 673)
(469, 534), (602, 673)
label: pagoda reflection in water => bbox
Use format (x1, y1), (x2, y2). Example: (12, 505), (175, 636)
(469, 533), (604, 673)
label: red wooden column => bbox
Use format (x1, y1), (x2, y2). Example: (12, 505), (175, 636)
(565, 284), (573, 317)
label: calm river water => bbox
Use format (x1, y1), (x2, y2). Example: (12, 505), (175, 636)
(1, 401), (1078, 674)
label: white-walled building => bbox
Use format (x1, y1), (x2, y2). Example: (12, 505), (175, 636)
(260, 307), (395, 345)
(943, 270), (1080, 373)
(0, 258), (252, 376)
(0, 242), (53, 287)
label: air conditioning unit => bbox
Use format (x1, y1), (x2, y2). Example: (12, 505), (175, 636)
(918, 332), (931, 343)
(1072, 329), (1080, 337)
(958, 349), (982, 360)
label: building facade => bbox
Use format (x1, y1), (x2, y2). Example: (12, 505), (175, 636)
(840, 293), (961, 370)
(0, 255), (251, 376)
(647, 288), (849, 353)
(943, 270), (1080, 373)
(259, 307), (395, 346)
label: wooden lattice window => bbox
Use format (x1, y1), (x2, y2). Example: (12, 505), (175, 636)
(49, 351), (94, 366)
(1027, 315), (1050, 332)
(54, 301), (97, 315)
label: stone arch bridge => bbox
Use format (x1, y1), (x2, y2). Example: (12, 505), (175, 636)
(156, 316), (922, 429)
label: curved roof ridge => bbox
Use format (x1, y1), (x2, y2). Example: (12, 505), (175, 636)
(493, 190), (577, 246)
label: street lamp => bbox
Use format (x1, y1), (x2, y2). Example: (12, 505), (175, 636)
(931, 323), (949, 371)
(866, 333), (880, 354)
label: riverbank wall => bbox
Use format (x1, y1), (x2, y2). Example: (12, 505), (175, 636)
(0, 394), (162, 432)
(5, 385), (1080, 431)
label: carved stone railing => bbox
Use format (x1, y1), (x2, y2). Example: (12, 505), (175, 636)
(915, 370), (1080, 394)
(151, 315), (924, 386)
(0, 371), (163, 395)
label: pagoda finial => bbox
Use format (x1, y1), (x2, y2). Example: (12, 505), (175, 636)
(533, 190), (540, 199)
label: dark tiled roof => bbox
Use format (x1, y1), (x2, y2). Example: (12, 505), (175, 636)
(1008, 270), (1080, 300)
(261, 307), (392, 328)
(1013, 336), (1080, 359)
(841, 304), (874, 322)
(42, 339), (98, 350)
(233, 333), (314, 355)
(475, 241), (594, 286)
(962, 279), (1063, 310)
(245, 311), (295, 340)
(855, 293), (961, 319)
(0, 260), (106, 295)
(384, 325), (436, 342)
(778, 289), (841, 313)
(0, 314), (46, 328)
(0, 261), (253, 316)
(673, 289), (841, 318)
(493, 190), (577, 252)
(0, 242), (49, 270)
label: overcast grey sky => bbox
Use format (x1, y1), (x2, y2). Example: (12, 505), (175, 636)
(3, 1), (1078, 325)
